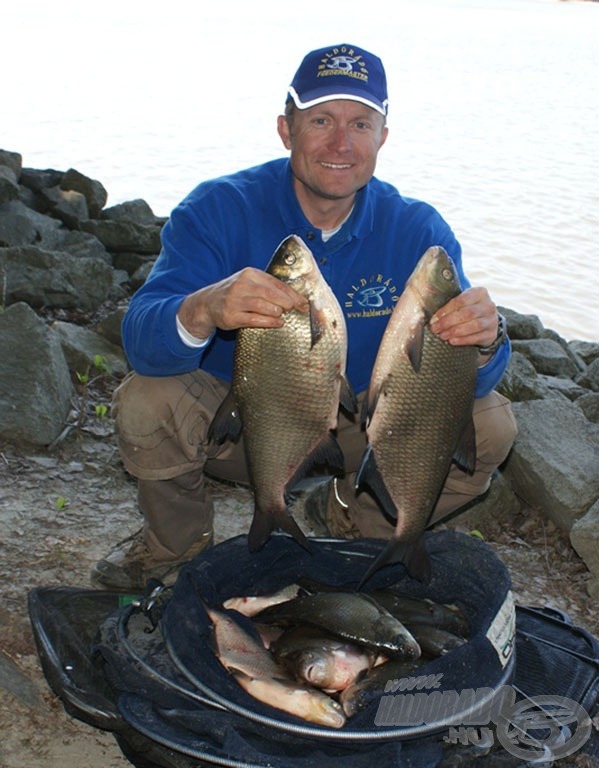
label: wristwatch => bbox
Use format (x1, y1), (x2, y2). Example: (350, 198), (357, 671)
(477, 313), (508, 356)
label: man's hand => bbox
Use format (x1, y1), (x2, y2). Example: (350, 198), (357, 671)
(430, 287), (499, 350)
(177, 267), (309, 341)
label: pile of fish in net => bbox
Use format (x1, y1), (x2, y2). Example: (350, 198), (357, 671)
(207, 580), (470, 728)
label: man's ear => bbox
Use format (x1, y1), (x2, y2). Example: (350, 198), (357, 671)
(277, 114), (292, 150)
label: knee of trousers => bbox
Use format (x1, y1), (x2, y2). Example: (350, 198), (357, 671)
(111, 371), (225, 480)
(473, 391), (518, 468)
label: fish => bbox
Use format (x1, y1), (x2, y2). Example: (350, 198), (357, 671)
(366, 591), (469, 637)
(209, 234), (356, 552)
(339, 657), (427, 717)
(206, 606), (346, 728)
(223, 583), (304, 617)
(270, 625), (376, 692)
(404, 624), (466, 657)
(355, 246), (478, 585)
(255, 591), (421, 660)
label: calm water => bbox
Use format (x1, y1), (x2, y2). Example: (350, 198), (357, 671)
(3, 0), (598, 341)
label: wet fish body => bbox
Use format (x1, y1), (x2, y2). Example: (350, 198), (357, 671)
(255, 591), (421, 660)
(356, 246), (478, 584)
(210, 234), (355, 551)
(223, 583), (303, 617)
(271, 625), (376, 692)
(367, 591), (469, 637)
(339, 657), (427, 717)
(206, 606), (346, 728)
(406, 624), (466, 657)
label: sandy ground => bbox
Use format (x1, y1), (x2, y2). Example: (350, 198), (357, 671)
(0, 419), (597, 768)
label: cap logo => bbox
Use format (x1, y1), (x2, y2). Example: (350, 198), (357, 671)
(318, 47), (369, 84)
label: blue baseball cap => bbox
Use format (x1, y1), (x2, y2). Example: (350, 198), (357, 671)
(287, 44), (389, 116)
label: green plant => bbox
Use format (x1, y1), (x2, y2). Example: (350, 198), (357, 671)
(95, 403), (108, 419)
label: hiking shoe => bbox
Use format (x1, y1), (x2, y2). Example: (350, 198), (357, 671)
(298, 477), (361, 538)
(90, 527), (213, 590)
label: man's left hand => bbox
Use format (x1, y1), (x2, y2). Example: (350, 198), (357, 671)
(429, 287), (499, 349)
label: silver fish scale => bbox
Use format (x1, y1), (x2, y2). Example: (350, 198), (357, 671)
(233, 289), (347, 514)
(367, 325), (478, 540)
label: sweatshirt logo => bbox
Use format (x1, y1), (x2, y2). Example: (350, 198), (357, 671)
(345, 274), (400, 319)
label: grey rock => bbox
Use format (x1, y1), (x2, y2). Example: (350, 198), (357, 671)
(510, 338), (580, 378)
(577, 392), (599, 423)
(0, 149), (22, 177)
(60, 168), (107, 217)
(111, 251), (156, 276)
(20, 166), (63, 193)
(0, 199), (63, 249)
(39, 185), (89, 228)
(502, 399), (599, 531)
(0, 245), (114, 311)
(60, 230), (112, 263)
(101, 198), (156, 225)
(0, 303), (73, 445)
(131, 259), (155, 289)
(96, 305), (127, 347)
(569, 339), (599, 366)
(497, 351), (550, 402)
(575, 357), (599, 392)
(0, 165), (20, 206)
(537, 374), (589, 401)
(570, 500), (599, 598)
(52, 320), (129, 379)
(500, 307), (546, 340)
(80, 218), (161, 254)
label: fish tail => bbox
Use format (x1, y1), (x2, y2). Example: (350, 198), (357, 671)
(248, 508), (312, 553)
(358, 535), (431, 589)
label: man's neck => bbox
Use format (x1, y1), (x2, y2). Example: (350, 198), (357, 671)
(295, 186), (356, 231)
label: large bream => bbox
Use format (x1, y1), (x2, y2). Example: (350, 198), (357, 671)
(210, 234), (355, 551)
(356, 246), (478, 585)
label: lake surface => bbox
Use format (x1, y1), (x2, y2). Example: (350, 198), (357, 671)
(3, 0), (598, 341)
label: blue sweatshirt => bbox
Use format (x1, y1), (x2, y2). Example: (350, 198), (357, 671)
(122, 158), (509, 397)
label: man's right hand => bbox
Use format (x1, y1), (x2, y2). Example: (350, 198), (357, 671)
(177, 267), (309, 341)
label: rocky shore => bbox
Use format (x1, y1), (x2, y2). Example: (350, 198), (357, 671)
(1, 147), (598, 596)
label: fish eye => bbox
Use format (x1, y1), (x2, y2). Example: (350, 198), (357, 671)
(442, 268), (453, 281)
(284, 253), (297, 266)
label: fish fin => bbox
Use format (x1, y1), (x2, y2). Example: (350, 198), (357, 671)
(229, 667), (253, 684)
(339, 374), (358, 416)
(359, 394), (370, 429)
(354, 444), (398, 522)
(287, 432), (345, 492)
(309, 302), (326, 348)
(406, 320), (426, 374)
(361, 376), (387, 428)
(248, 507), (312, 553)
(452, 415), (477, 475)
(358, 535), (432, 589)
(208, 390), (242, 445)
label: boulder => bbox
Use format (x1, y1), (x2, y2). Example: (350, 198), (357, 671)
(0, 303), (73, 446)
(502, 399), (599, 531)
(0, 245), (114, 311)
(52, 320), (129, 380)
(570, 500), (599, 599)
(60, 168), (107, 217)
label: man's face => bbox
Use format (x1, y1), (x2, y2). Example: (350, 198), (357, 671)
(277, 99), (388, 206)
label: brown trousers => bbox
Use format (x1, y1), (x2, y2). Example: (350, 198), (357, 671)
(112, 370), (517, 557)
